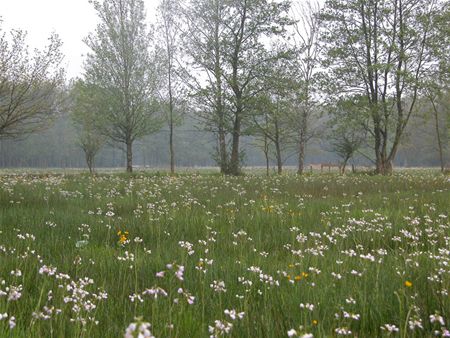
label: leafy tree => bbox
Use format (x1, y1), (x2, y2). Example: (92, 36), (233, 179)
(181, 0), (231, 174)
(0, 20), (64, 139)
(220, 0), (292, 175)
(183, 0), (292, 175)
(84, 0), (161, 172)
(320, 0), (441, 174)
(327, 97), (366, 173)
(422, 2), (450, 171)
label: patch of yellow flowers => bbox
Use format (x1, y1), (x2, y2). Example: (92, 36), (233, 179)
(117, 230), (129, 245)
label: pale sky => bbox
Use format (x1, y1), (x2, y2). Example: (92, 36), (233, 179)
(1, 0), (159, 79)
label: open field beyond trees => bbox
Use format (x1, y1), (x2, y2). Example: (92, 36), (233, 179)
(0, 170), (449, 337)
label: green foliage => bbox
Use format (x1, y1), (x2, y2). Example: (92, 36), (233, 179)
(319, 0), (446, 173)
(83, 0), (162, 165)
(0, 21), (65, 139)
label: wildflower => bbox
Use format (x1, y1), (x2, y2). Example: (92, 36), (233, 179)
(404, 280), (413, 288)
(117, 230), (129, 245)
(381, 324), (399, 333)
(9, 316), (16, 329)
(224, 309), (245, 320)
(429, 314), (445, 326)
(299, 303), (314, 311)
(208, 320), (233, 337)
(287, 329), (297, 337)
(210, 280), (227, 293)
(124, 318), (154, 338)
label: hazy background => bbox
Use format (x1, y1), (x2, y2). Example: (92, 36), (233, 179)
(0, 0), (446, 170)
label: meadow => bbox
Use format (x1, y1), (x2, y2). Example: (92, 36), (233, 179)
(0, 170), (449, 337)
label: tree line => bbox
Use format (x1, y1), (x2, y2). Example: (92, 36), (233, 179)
(0, 0), (448, 175)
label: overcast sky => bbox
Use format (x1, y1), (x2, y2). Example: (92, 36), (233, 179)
(1, 0), (159, 79)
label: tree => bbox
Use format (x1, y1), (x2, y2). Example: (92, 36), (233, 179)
(0, 20), (64, 139)
(320, 0), (440, 174)
(423, 2), (450, 172)
(220, 0), (292, 175)
(327, 96), (367, 174)
(182, 0), (230, 174)
(250, 53), (295, 175)
(183, 0), (291, 175)
(84, 0), (160, 172)
(423, 88), (449, 172)
(70, 80), (105, 174)
(289, 1), (322, 174)
(156, 0), (186, 174)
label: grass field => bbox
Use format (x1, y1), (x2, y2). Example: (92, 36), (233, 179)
(0, 170), (449, 337)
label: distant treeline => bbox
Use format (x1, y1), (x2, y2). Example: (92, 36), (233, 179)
(0, 111), (445, 169)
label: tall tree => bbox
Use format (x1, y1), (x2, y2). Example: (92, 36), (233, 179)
(0, 21), (64, 139)
(182, 0), (230, 173)
(84, 0), (160, 172)
(290, 1), (322, 175)
(183, 0), (291, 175)
(220, 0), (292, 175)
(320, 0), (440, 174)
(156, 0), (185, 174)
(423, 2), (450, 171)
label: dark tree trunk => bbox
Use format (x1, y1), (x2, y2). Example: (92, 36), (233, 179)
(126, 139), (133, 173)
(229, 108), (241, 175)
(298, 140), (305, 175)
(86, 154), (94, 174)
(341, 156), (350, 174)
(275, 138), (282, 175)
(218, 128), (227, 173)
(430, 95), (445, 172)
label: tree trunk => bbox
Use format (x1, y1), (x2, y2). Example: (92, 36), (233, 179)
(298, 140), (305, 175)
(214, 0), (227, 174)
(169, 120), (174, 174)
(275, 139), (282, 175)
(229, 107), (241, 175)
(86, 153), (93, 174)
(274, 117), (282, 174)
(126, 139), (133, 173)
(168, 52), (175, 175)
(264, 134), (269, 176)
(341, 156), (350, 174)
(218, 128), (228, 173)
(430, 95), (445, 172)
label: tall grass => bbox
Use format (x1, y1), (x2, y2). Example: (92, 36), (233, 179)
(0, 170), (448, 337)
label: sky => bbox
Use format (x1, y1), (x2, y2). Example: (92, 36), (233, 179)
(1, 0), (159, 79)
